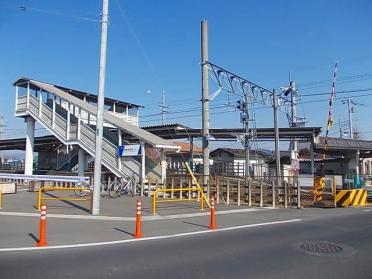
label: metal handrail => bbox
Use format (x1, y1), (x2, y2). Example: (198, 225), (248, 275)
(0, 173), (89, 183)
(152, 187), (204, 215)
(37, 186), (92, 211)
(184, 161), (211, 208)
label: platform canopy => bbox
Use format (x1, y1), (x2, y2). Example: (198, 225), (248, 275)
(315, 137), (372, 158)
(0, 124), (323, 151)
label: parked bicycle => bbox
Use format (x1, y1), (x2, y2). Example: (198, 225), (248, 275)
(108, 176), (136, 198)
(74, 181), (108, 197)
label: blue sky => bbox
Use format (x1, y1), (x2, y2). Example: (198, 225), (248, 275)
(0, 0), (372, 145)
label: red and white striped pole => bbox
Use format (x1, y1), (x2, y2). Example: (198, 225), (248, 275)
(134, 200), (143, 238)
(37, 203), (48, 247)
(209, 196), (217, 230)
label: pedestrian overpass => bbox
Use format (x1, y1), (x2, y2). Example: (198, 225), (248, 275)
(13, 77), (179, 182)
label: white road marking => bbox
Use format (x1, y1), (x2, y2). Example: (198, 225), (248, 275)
(363, 209), (371, 212)
(0, 207), (274, 221)
(0, 218), (301, 252)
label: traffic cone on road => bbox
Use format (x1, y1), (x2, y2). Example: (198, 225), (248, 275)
(37, 203), (48, 247)
(209, 196), (217, 230)
(134, 200), (143, 238)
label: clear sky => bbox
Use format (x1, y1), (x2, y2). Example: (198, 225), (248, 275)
(1, 0), (372, 147)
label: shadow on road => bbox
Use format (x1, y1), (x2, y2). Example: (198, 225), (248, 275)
(28, 233), (39, 243)
(114, 227), (134, 237)
(182, 221), (209, 229)
(36, 192), (91, 213)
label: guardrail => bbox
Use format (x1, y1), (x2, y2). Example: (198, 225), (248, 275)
(0, 173), (89, 184)
(152, 162), (211, 214)
(152, 187), (205, 214)
(37, 186), (92, 211)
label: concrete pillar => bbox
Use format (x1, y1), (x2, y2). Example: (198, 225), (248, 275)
(78, 148), (87, 177)
(25, 116), (35, 175)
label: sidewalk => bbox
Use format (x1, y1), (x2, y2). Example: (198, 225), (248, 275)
(1, 190), (247, 217)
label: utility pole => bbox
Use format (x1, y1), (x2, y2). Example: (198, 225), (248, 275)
(159, 91), (169, 185)
(273, 89), (281, 208)
(244, 94), (250, 181)
(237, 96), (250, 181)
(347, 97), (353, 139)
(92, 0), (109, 215)
(201, 19), (209, 191)
(342, 97), (353, 139)
(159, 91), (169, 125)
(288, 81), (299, 176)
(0, 116), (5, 163)
(290, 81), (298, 150)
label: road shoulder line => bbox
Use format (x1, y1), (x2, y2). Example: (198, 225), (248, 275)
(0, 218), (301, 252)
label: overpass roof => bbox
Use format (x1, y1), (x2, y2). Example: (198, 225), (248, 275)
(14, 77), (143, 109)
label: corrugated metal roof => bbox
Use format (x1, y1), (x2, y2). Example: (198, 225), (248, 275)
(14, 77), (143, 109)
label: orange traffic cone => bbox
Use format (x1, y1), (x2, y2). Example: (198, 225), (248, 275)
(134, 200), (143, 238)
(37, 203), (48, 247)
(209, 196), (217, 230)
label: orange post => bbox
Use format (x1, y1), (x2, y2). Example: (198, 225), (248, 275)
(209, 196), (217, 230)
(134, 200), (143, 238)
(37, 203), (48, 247)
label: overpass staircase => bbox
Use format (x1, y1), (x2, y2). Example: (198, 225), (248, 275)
(14, 79), (178, 180)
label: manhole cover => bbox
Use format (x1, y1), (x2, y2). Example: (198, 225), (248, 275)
(296, 241), (356, 257)
(300, 242), (343, 254)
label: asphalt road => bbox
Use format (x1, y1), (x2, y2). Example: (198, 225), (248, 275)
(1, 210), (372, 279)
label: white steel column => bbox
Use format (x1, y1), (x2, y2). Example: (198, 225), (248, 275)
(161, 150), (167, 184)
(39, 90), (42, 117)
(141, 142), (145, 196)
(52, 97), (56, 129)
(77, 108), (81, 140)
(66, 102), (70, 140)
(356, 149), (360, 177)
(26, 82), (30, 108)
(78, 148), (87, 177)
(117, 130), (122, 171)
(15, 85), (19, 112)
(24, 116), (35, 175)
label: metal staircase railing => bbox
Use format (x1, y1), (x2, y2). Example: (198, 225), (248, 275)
(17, 93), (141, 179)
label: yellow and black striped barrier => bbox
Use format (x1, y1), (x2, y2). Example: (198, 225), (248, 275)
(336, 189), (367, 207)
